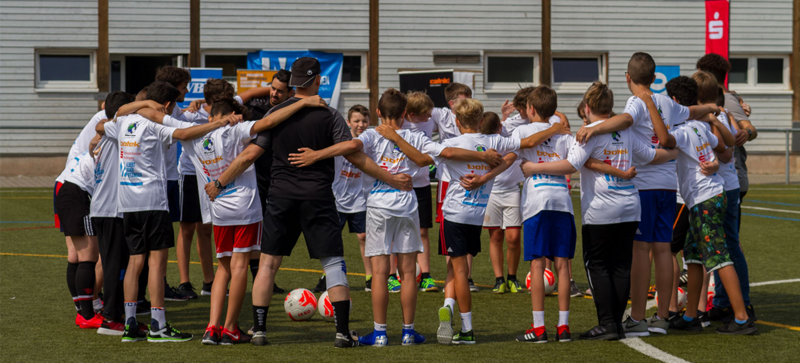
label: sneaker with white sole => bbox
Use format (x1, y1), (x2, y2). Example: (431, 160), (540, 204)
(647, 313), (669, 334)
(622, 316), (650, 337)
(148, 323), (193, 342)
(334, 330), (360, 348)
(437, 306), (454, 345)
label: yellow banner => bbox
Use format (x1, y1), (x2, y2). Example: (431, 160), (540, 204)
(237, 70), (277, 93)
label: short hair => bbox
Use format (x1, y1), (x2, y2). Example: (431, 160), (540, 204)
(452, 98), (484, 129)
(135, 87), (149, 101)
(479, 111), (502, 135)
(627, 52), (656, 85)
(582, 81), (614, 115)
(665, 76), (698, 107)
(444, 83), (472, 102)
(696, 53), (730, 84)
(210, 98), (251, 120)
(273, 69), (292, 88)
(203, 78), (235, 105)
(716, 87), (726, 107)
(513, 86), (536, 109)
(104, 91), (134, 119)
(378, 88), (407, 121)
(692, 70), (719, 105)
(347, 104), (370, 121)
(526, 86), (558, 119)
(146, 81), (180, 105)
(406, 91), (435, 116)
(576, 99), (586, 119)
(155, 66), (191, 88)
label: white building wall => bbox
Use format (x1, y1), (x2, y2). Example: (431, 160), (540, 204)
(109, 0), (190, 54)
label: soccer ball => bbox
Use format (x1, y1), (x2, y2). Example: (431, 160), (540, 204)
(284, 288), (317, 321)
(525, 269), (557, 295)
(317, 291), (353, 322)
(707, 275), (716, 309)
(654, 287), (688, 311)
(395, 263), (422, 284)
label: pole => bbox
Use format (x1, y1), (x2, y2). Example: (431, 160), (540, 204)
(189, 0), (201, 67)
(787, 131), (791, 185)
(792, 0), (799, 121)
(369, 0), (379, 125)
(541, 0), (552, 86)
(97, 0), (108, 109)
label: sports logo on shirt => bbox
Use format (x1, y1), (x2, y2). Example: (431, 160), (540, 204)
(476, 145), (487, 152)
(202, 137), (215, 154)
(125, 122), (139, 136)
(611, 131), (621, 142)
(392, 143), (402, 153)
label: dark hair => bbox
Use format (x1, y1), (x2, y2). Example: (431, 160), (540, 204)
(444, 83), (472, 102)
(347, 104), (370, 121)
(104, 91), (134, 119)
(665, 76), (698, 107)
(203, 78), (235, 105)
(209, 98), (251, 120)
(513, 86), (536, 109)
(378, 88), (407, 121)
(135, 87), (149, 101)
(155, 66), (191, 88)
(716, 87), (725, 107)
(526, 86), (558, 119)
(696, 53), (730, 84)
(479, 112), (502, 135)
(583, 82), (614, 115)
(146, 81), (181, 105)
(273, 69), (292, 86)
(627, 52), (656, 85)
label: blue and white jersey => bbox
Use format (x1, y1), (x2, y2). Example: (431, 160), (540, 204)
(57, 149), (96, 195)
(90, 136), (122, 218)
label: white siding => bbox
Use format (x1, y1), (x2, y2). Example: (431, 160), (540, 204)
(109, 0), (190, 54)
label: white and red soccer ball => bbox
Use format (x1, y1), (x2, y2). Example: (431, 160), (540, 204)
(526, 268), (556, 295)
(396, 263), (422, 284)
(655, 287), (688, 311)
(317, 291), (353, 322)
(284, 288), (317, 321)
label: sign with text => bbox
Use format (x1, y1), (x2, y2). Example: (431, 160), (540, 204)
(179, 68), (223, 109)
(706, 0), (730, 86)
(237, 70), (277, 93)
(247, 50), (343, 109)
(398, 70), (454, 108)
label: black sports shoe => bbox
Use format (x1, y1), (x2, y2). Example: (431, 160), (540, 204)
(272, 283), (285, 294)
(313, 275), (327, 293)
(668, 314), (703, 332)
(251, 331), (269, 346)
(177, 282), (198, 299)
(122, 319), (147, 343)
(220, 325), (252, 345)
(202, 325), (220, 345)
(201, 281), (213, 296)
(468, 279), (479, 292)
(722, 305), (758, 323)
(365, 278), (372, 292)
(555, 325), (572, 342)
(679, 270), (689, 287)
(698, 311), (711, 328)
(334, 330), (360, 348)
(148, 323), (193, 342)
(516, 325), (547, 343)
(716, 318), (758, 335)
(708, 306), (733, 321)
(136, 300), (151, 316)
(579, 324), (618, 341)
(164, 285), (189, 302)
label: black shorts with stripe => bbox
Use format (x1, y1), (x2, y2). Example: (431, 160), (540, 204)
(54, 181), (95, 237)
(438, 219), (481, 257)
(672, 203), (690, 254)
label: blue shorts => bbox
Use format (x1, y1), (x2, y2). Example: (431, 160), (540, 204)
(339, 211), (366, 234)
(636, 190), (676, 243)
(167, 180), (180, 223)
(523, 211), (576, 261)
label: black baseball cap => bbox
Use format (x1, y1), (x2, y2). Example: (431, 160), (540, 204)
(289, 57), (321, 88)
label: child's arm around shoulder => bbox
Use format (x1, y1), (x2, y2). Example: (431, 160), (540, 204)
(636, 91), (675, 148)
(584, 159), (637, 180)
(375, 125), (434, 167)
(459, 153), (517, 191)
(519, 123), (564, 149)
(288, 139), (364, 168)
(250, 96), (326, 135)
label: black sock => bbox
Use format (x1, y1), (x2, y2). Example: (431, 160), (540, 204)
(332, 300), (351, 337)
(249, 259), (259, 280)
(496, 276), (505, 284)
(67, 262), (80, 311)
(507, 274), (517, 282)
(389, 274), (397, 280)
(421, 272), (430, 280)
(253, 305), (269, 332)
(76, 261), (97, 319)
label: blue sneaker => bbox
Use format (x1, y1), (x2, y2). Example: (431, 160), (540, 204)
(388, 276), (402, 293)
(358, 330), (388, 347)
(401, 329), (426, 345)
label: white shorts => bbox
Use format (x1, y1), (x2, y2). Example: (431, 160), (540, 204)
(483, 188), (522, 229)
(365, 207), (424, 257)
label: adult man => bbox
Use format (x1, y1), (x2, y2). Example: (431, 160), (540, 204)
(205, 58), (412, 348)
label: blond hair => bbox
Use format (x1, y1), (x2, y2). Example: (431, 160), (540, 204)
(692, 70), (719, 105)
(452, 98), (484, 129)
(406, 91), (434, 116)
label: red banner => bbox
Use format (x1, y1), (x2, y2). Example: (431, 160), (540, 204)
(705, 0), (730, 86)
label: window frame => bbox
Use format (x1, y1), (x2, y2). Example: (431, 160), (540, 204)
(34, 49), (97, 93)
(728, 54), (790, 91)
(341, 52), (368, 91)
(551, 53), (607, 94)
(483, 52), (540, 93)
(201, 51), (249, 85)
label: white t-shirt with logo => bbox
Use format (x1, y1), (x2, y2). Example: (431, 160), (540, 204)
(622, 94), (690, 191)
(57, 150), (96, 195)
(104, 114), (176, 213)
(90, 136), (122, 218)
(438, 133), (521, 226)
(430, 107), (460, 141)
(181, 121), (262, 226)
(513, 122), (574, 220)
(359, 129), (444, 216)
(176, 97), (243, 176)
(568, 120), (656, 225)
(164, 105), (188, 181)
(401, 118), (437, 188)
(333, 156), (367, 214)
(671, 121), (724, 209)
(716, 112), (740, 191)
(58, 110), (106, 183)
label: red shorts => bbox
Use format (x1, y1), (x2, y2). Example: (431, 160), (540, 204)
(213, 222), (261, 258)
(435, 180), (449, 224)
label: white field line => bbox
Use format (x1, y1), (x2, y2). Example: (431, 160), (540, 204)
(741, 205), (800, 214)
(621, 338), (692, 363)
(750, 278), (800, 287)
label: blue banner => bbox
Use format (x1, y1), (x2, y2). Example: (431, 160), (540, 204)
(247, 50), (343, 109)
(178, 68), (223, 109)
(652, 65), (681, 94)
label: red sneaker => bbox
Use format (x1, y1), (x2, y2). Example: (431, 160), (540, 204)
(97, 320), (125, 336)
(516, 324), (548, 343)
(555, 325), (572, 342)
(220, 325), (251, 345)
(75, 313), (81, 327)
(202, 325), (221, 345)
(77, 313), (104, 329)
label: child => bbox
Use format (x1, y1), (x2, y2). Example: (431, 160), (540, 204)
(522, 82), (677, 340)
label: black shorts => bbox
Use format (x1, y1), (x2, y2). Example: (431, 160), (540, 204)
(339, 211), (366, 234)
(54, 181), (94, 237)
(414, 185), (433, 229)
(179, 174), (202, 223)
(672, 203), (690, 254)
(167, 180), (180, 222)
(438, 219), (482, 257)
(123, 211), (175, 255)
(261, 196), (344, 259)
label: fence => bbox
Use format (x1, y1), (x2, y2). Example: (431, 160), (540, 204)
(758, 128), (799, 184)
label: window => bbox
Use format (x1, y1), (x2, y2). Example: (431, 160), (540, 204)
(35, 50), (96, 92)
(434, 52), (481, 64)
(551, 54), (606, 93)
(341, 52), (367, 90)
(204, 55), (248, 82)
(484, 53), (539, 92)
(728, 55), (789, 90)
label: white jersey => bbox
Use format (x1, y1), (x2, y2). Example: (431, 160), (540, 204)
(57, 150), (96, 195)
(164, 106), (188, 180)
(493, 116), (527, 191)
(58, 111), (106, 183)
(161, 115), (213, 221)
(359, 129), (444, 216)
(181, 121), (262, 226)
(104, 114), (175, 213)
(333, 156), (367, 213)
(514, 122), (574, 220)
(401, 118), (436, 188)
(568, 120), (656, 225)
(430, 107), (460, 141)
(90, 136), (122, 218)
(716, 112), (740, 191)
(438, 133), (520, 226)
(623, 94), (690, 191)
(177, 108), (209, 176)
(671, 121), (724, 209)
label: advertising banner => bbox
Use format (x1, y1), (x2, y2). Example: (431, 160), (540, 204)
(706, 0), (730, 86)
(237, 70), (277, 93)
(398, 70), (454, 108)
(651, 65), (681, 94)
(178, 68), (222, 109)
(247, 50), (343, 109)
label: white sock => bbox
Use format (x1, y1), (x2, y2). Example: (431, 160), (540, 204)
(533, 311), (545, 328)
(558, 311), (569, 327)
(124, 301), (137, 325)
(403, 323), (414, 330)
(444, 298), (456, 313)
(630, 317), (639, 323)
(374, 321), (387, 332)
(93, 298), (103, 311)
(460, 312), (473, 332)
(151, 307), (166, 331)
